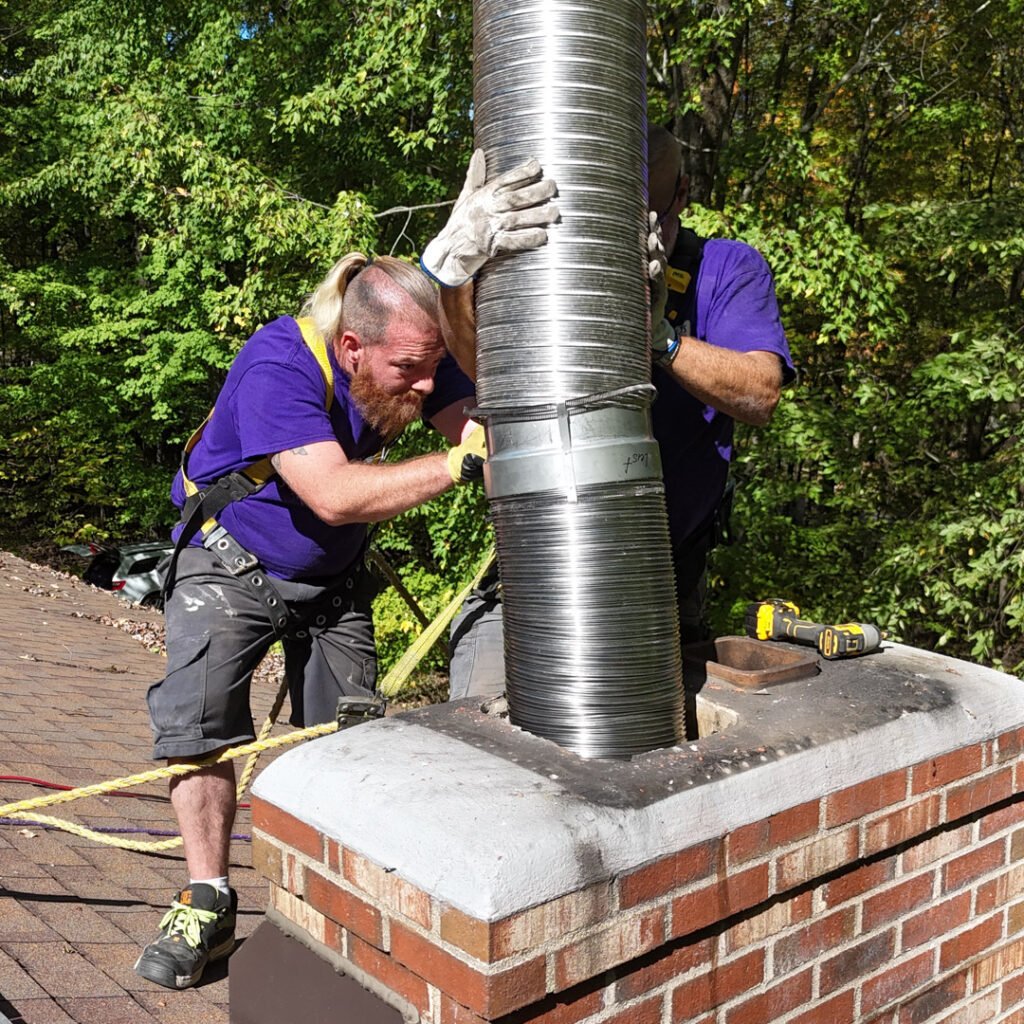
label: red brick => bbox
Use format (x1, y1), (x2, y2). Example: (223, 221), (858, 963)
(862, 873), (935, 931)
(822, 859), (895, 909)
(442, 885), (614, 963)
(440, 906), (492, 962)
(903, 892), (972, 950)
(669, 949), (764, 1020)
(898, 971), (968, 1024)
(947, 768), (1015, 822)
(251, 797), (323, 860)
(439, 994), (488, 1024)
(390, 921), (546, 1018)
(724, 968), (813, 1024)
(1001, 968), (1024, 1011)
(725, 891), (813, 952)
(671, 864), (770, 939)
(981, 800), (1024, 840)
(825, 771), (908, 827)
(940, 913), (1005, 971)
(911, 747), (985, 794)
(775, 828), (859, 890)
(864, 795), (941, 857)
(788, 990), (856, 1024)
(861, 950), (934, 1015)
(555, 907), (665, 990)
(340, 847), (432, 929)
(496, 983), (606, 1024)
(605, 996), (664, 1024)
(620, 842), (717, 909)
(1010, 901), (1024, 936)
(942, 839), (1005, 893)
(978, 864), (1024, 914)
(937, 990), (1001, 1023)
(773, 908), (856, 976)
(727, 802), (820, 866)
(820, 928), (895, 995)
(971, 936), (1024, 990)
(995, 727), (1024, 763)
(615, 936), (714, 1001)
(252, 835), (283, 886)
(270, 883), (344, 950)
(305, 869), (383, 949)
(348, 933), (430, 1013)
(902, 822), (973, 873)
(326, 837), (343, 872)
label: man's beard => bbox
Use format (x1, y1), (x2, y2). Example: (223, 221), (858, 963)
(349, 365), (424, 441)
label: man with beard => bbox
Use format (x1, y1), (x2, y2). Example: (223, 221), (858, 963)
(135, 154), (557, 991)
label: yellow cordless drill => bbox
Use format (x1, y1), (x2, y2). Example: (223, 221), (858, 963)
(744, 598), (883, 660)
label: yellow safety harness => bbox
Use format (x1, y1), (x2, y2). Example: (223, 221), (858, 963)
(180, 316), (332, 532)
(163, 317), (335, 631)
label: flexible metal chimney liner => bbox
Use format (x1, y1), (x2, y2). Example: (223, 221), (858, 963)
(473, 0), (684, 758)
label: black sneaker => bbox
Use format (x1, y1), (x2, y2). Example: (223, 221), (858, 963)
(134, 883), (237, 989)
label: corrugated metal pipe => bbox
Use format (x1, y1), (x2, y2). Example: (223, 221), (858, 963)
(472, 0), (685, 758)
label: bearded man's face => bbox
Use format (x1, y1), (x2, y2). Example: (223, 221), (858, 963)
(349, 314), (445, 440)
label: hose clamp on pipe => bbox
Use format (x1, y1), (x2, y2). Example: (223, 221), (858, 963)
(470, 384), (663, 502)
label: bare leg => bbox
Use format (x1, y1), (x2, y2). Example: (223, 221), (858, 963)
(169, 753), (236, 880)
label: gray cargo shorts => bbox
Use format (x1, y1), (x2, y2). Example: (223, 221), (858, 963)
(147, 547), (379, 760)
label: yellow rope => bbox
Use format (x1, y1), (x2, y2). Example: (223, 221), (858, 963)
(377, 545), (495, 697)
(0, 722), (339, 840)
(0, 546), (496, 851)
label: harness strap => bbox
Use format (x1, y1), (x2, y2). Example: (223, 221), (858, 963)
(203, 525), (291, 639)
(164, 316), (335, 602)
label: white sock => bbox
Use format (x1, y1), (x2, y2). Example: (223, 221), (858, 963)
(190, 876), (230, 896)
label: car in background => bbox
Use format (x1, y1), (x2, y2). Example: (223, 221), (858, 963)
(61, 540), (173, 609)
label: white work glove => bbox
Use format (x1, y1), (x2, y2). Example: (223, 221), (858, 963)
(421, 149), (559, 288)
(647, 211), (680, 367)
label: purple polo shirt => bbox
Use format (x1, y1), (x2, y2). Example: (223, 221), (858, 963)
(170, 316), (474, 580)
(653, 237), (794, 545)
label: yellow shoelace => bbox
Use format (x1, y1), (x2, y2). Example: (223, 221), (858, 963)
(158, 900), (219, 949)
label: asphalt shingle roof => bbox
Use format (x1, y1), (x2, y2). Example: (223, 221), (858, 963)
(0, 552), (291, 1024)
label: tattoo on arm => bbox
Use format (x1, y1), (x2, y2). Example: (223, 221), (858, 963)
(271, 446), (309, 473)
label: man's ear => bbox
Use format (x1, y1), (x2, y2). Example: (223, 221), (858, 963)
(337, 329), (363, 370)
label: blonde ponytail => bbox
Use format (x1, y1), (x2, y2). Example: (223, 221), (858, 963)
(301, 252), (439, 345)
(300, 252), (369, 343)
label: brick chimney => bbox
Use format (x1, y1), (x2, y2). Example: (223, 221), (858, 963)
(231, 643), (1024, 1023)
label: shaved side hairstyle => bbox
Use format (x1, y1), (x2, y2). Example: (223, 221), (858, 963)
(301, 254), (439, 345)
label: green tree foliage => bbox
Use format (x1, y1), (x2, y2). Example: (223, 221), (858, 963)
(0, 0), (471, 539)
(2, 0), (1021, 676)
(650, 0), (1024, 673)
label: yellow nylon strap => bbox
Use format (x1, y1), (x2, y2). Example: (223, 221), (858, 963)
(296, 316), (334, 413)
(378, 546), (497, 698)
(180, 413), (218, 533)
(179, 317), (334, 532)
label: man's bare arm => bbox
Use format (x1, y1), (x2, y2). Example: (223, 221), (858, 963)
(665, 341), (782, 426)
(438, 281), (477, 381)
(271, 441), (452, 526)
(428, 399), (477, 446)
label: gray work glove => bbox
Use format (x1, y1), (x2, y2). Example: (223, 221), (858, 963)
(647, 211), (679, 366)
(421, 149), (559, 288)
